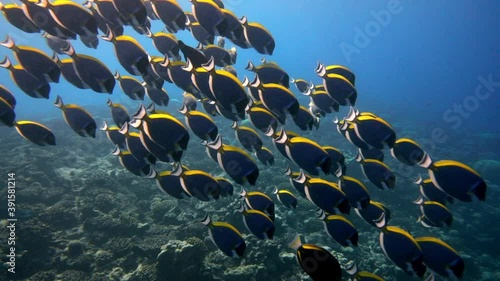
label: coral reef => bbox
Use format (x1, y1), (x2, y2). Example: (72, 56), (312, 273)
(0, 104), (498, 281)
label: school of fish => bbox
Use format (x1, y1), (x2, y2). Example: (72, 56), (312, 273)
(0, 1), (489, 280)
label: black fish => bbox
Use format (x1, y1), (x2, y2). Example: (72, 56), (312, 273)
(289, 234), (342, 281)
(178, 40), (209, 68)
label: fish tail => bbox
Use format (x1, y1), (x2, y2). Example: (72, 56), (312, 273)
(416, 215), (423, 224)
(200, 213), (211, 226)
(62, 43), (75, 57)
(37, 0), (49, 8)
(413, 196), (424, 205)
(283, 165), (292, 176)
(99, 120), (108, 131)
(102, 25), (115, 42)
(53, 95), (64, 109)
(0, 35), (15, 50)
(413, 174), (423, 184)
(0, 56), (11, 69)
(145, 167), (157, 179)
(374, 212), (387, 229)
(83, 0), (94, 7)
(245, 60), (255, 71)
(288, 233), (302, 251)
(418, 153), (433, 169)
(473, 181), (487, 201)
(111, 145), (121, 156)
(345, 261), (358, 275)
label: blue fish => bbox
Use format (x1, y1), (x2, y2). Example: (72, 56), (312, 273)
(207, 135), (259, 185)
(355, 200), (391, 228)
(14, 120), (55, 146)
(296, 171), (350, 215)
(112, 146), (150, 176)
(414, 175), (453, 205)
(356, 152), (396, 190)
(420, 157), (487, 202)
(288, 234), (342, 281)
(413, 197), (453, 228)
(273, 187), (297, 209)
(201, 214), (246, 258)
(319, 211), (358, 247)
(240, 189), (275, 221)
(147, 167), (190, 200)
(376, 213), (427, 277)
(284, 165), (308, 198)
(337, 173), (370, 210)
(237, 204), (274, 240)
(390, 138), (428, 166)
(415, 237), (464, 280)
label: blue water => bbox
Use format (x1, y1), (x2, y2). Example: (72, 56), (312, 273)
(0, 1), (499, 280)
(1, 1), (499, 131)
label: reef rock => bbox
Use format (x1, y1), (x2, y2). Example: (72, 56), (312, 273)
(156, 239), (207, 281)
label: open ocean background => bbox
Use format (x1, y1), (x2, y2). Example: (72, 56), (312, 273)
(0, 1), (499, 280)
